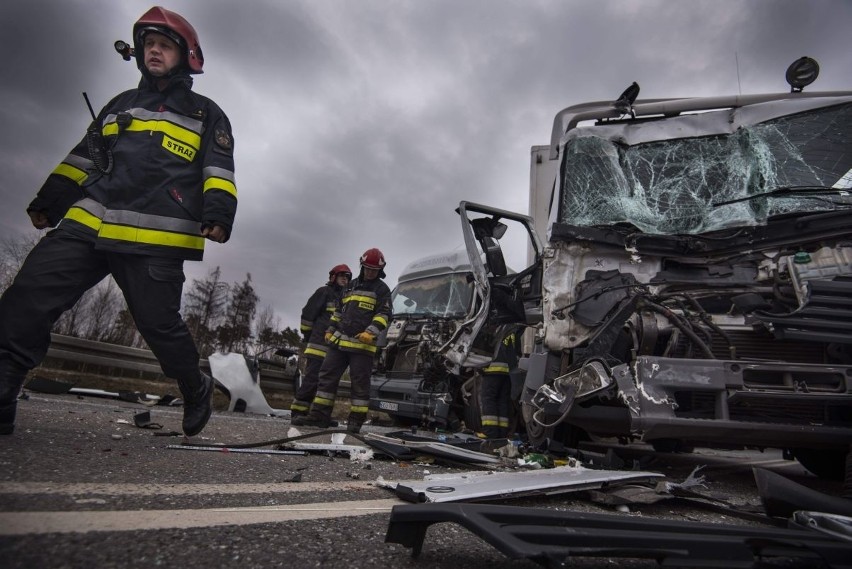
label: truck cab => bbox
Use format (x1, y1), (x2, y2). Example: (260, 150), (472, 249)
(446, 58), (852, 478)
(369, 251), (480, 428)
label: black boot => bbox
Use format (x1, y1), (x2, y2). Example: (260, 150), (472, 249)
(179, 371), (213, 436)
(0, 360), (29, 435)
(347, 414), (365, 434)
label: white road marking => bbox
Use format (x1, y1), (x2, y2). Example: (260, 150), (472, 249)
(0, 498), (407, 535)
(0, 480), (392, 495)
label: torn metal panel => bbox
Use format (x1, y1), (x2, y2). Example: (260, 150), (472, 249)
(754, 467), (852, 518)
(167, 445), (306, 456)
(392, 464), (663, 503)
(386, 503), (852, 568)
(364, 433), (502, 465)
(791, 512), (852, 544)
(208, 352), (289, 416)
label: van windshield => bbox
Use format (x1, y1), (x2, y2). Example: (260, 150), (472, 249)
(392, 273), (473, 318)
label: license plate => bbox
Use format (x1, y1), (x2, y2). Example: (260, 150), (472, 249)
(378, 401), (399, 411)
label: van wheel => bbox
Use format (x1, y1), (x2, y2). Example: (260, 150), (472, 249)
(793, 448), (846, 481)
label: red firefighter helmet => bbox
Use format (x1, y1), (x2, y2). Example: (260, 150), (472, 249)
(359, 248), (386, 270)
(329, 264), (353, 281)
(133, 6), (204, 74)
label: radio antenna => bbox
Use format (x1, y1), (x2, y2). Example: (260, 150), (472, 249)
(82, 92), (97, 121)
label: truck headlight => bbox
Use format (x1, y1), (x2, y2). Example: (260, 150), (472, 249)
(554, 360), (612, 397)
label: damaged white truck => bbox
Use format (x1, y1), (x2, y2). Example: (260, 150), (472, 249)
(442, 58), (852, 480)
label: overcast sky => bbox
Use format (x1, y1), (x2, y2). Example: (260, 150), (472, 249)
(2, 0), (851, 331)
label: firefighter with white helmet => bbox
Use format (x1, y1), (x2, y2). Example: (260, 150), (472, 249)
(0, 6), (237, 437)
(293, 248), (391, 433)
(290, 264), (352, 420)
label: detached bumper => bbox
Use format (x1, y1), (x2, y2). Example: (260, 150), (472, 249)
(369, 375), (452, 425)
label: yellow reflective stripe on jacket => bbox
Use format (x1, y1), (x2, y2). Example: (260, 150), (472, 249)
(343, 294), (376, 310)
(203, 166), (237, 199)
(104, 117), (201, 150)
(98, 223), (205, 250)
(64, 206), (102, 231)
(52, 163), (88, 185)
(203, 176), (237, 199)
(372, 314), (388, 328)
(63, 198), (204, 250)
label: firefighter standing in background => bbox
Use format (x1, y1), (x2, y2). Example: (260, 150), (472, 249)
(479, 332), (519, 439)
(293, 248), (391, 433)
(290, 264), (352, 420)
(0, 6), (237, 437)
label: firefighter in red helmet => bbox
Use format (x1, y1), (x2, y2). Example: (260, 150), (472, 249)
(0, 6), (237, 437)
(293, 249), (391, 433)
(290, 264), (352, 420)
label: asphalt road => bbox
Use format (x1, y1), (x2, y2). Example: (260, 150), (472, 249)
(1, 391), (846, 569)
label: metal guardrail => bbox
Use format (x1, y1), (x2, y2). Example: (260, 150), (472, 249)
(44, 333), (298, 392)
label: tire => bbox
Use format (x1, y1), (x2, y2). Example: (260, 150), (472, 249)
(793, 448), (846, 481)
(462, 375), (482, 433)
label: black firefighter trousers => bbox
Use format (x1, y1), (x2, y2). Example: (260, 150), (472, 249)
(0, 229), (202, 389)
(309, 345), (373, 428)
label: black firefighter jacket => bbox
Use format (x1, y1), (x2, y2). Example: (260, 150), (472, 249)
(327, 277), (391, 355)
(28, 73), (237, 261)
(300, 282), (346, 360)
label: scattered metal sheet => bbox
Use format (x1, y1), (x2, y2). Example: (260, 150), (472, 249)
(26, 378), (168, 405)
(391, 464), (663, 503)
(385, 503), (852, 568)
(167, 445), (306, 456)
(24, 377), (73, 394)
(282, 442), (371, 455)
(133, 411), (163, 430)
(208, 352), (289, 417)
(754, 468), (852, 518)
(364, 433), (503, 465)
(792, 511), (852, 544)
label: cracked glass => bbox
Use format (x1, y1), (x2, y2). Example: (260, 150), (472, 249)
(392, 273), (473, 318)
(558, 102), (852, 234)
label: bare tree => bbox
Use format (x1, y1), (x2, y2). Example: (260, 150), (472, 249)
(0, 231), (41, 293)
(78, 278), (122, 341)
(53, 287), (95, 337)
(253, 304), (280, 356)
(102, 308), (143, 347)
(184, 266), (228, 355)
(218, 273), (258, 353)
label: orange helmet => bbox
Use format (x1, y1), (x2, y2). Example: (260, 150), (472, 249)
(133, 6), (204, 74)
(359, 248), (386, 270)
(329, 264), (353, 281)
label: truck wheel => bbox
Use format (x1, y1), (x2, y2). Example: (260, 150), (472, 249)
(793, 448), (846, 481)
(520, 402), (554, 448)
(462, 375), (482, 433)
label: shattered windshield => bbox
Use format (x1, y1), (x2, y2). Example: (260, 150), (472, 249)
(559, 102), (852, 234)
(392, 273), (473, 318)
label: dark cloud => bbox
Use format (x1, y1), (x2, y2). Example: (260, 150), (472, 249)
(2, 0), (850, 329)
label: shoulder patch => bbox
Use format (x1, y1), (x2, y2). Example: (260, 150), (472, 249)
(215, 129), (233, 150)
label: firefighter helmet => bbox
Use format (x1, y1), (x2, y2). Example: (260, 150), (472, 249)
(329, 264), (353, 281)
(359, 248), (386, 270)
(133, 6), (204, 74)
